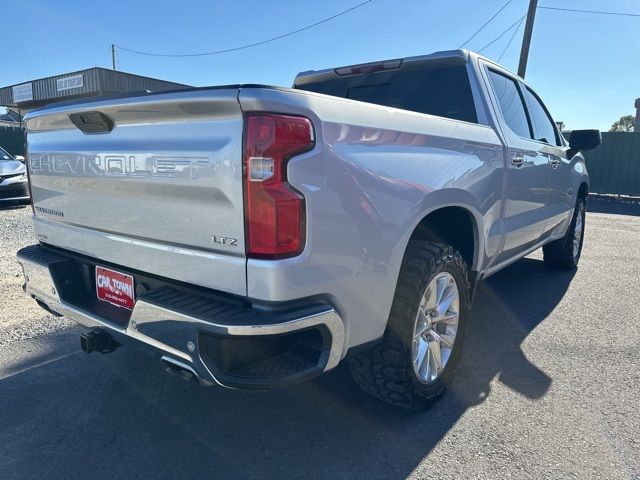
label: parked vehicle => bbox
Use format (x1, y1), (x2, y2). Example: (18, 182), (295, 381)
(0, 146), (29, 203)
(17, 50), (600, 409)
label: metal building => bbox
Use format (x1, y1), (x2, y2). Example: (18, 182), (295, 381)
(0, 67), (191, 113)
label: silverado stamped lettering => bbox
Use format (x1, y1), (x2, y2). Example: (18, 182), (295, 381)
(34, 206), (64, 217)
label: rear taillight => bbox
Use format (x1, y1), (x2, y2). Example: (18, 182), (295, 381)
(243, 113), (315, 259)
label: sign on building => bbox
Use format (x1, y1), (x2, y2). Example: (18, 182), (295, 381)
(56, 74), (84, 92)
(12, 83), (33, 102)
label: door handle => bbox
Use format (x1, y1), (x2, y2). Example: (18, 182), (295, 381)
(548, 156), (560, 169)
(510, 153), (525, 167)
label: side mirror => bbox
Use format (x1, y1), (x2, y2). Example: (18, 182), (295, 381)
(568, 129), (601, 158)
(14, 155), (25, 163)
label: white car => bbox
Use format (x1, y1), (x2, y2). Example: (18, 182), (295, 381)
(0, 147), (29, 203)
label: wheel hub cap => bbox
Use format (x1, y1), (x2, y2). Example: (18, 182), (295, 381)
(411, 272), (460, 383)
(573, 205), (584, 260)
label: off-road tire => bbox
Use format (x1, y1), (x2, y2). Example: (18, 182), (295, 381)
(543, 198), (586, 269)
(350, 240), (471, 410)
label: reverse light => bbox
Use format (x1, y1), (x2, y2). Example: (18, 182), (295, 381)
(243, 113), (315, 259)
(248, 157), (274, 182)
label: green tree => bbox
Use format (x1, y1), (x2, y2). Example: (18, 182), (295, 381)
(610, 115), (635, 132)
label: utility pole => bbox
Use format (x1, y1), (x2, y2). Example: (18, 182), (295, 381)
(111, 44), (116, 71)
(517, 0), (538, 78)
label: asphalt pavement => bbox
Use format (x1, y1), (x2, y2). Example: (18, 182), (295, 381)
(0, 199), (638, 480)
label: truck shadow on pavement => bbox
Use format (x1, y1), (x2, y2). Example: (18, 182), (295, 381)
(0, 257), (573, 480)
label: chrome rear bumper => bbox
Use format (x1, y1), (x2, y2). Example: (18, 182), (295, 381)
(17, 244), (345, 389)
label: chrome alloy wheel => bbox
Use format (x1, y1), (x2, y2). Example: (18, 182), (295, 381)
(411, 272), (460, 383)
(573, 203), (585, 260)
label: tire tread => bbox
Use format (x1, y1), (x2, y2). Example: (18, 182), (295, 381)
(350, 240), (470, 410)
(543, 198), (585, 269)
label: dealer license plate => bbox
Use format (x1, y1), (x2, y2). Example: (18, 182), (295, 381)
(95, 266), (135, 310)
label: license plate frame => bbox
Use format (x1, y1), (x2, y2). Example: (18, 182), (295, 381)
(95, 266), (136, 311)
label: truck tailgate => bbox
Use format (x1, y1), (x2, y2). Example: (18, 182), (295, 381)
(25, 88), (248, 295)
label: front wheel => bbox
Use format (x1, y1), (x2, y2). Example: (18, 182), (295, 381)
(543, 198), (586, 269)
(350, 241), (470, 410)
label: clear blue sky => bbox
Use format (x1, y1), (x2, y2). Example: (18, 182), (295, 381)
(2, 0), (638, 130)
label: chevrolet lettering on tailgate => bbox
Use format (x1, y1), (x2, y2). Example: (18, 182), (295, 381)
(29, 154), (211, 179)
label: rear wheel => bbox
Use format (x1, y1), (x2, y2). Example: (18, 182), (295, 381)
(350, 241), (470, 410)
(543, 198), (586, 269)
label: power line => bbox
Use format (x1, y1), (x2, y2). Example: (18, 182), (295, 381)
(498, 16), (525, 62)
(115, 0), (374, 58)
(538, 6), (640, 17)
(478, 14), (527, 54)
(458, 0), (513, 49)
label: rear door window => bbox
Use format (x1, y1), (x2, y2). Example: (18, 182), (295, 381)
(486, 69), (532, 139)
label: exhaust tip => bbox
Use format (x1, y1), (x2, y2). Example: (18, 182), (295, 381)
(161, 356), (207, 385)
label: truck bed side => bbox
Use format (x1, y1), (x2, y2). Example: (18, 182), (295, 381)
(238, 86), (504, 348)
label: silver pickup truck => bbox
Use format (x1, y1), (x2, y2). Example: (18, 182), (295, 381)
(17, 50), (600, 409)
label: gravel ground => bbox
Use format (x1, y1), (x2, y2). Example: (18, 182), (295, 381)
(0, 200), (638, 480)
(0, 205), (72, 345)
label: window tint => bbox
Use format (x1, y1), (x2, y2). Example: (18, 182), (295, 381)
(486, 70), (531, 139)
(523, 88), (559, 145)
(296, 65), (478, 124)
